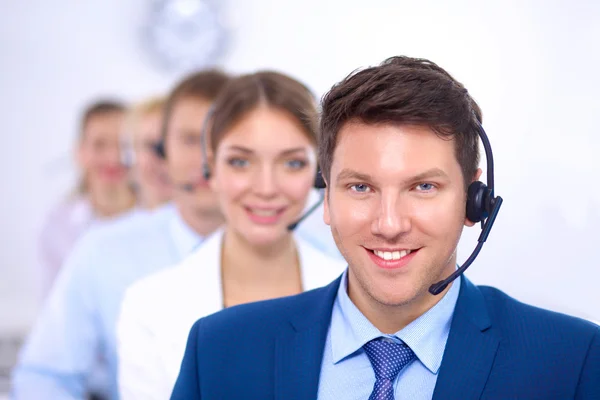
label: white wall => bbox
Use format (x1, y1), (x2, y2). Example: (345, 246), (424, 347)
(0, 0), (177, 333)
(1, 0), (599, 335)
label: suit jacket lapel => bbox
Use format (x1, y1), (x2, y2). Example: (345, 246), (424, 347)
(433, 277), (500, 400)
(274, 276), (342, 400)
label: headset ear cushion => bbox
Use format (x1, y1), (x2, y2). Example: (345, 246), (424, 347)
(314, 169), (326, 189)
(202, 163), (211, 181)
(466, 181), (487, 223)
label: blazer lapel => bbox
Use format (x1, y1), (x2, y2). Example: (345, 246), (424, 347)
(274, 277), (342, 400)
(432, 277), (500, 400)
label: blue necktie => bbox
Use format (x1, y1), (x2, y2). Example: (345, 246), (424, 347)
(363, 337), (416, 400)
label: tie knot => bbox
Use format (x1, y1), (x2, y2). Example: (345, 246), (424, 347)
(363, 337), (415, 381)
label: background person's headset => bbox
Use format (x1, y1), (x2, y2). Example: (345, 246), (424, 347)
(151, 94), (202, 192)
(150, 95), (175, 160)
(198, 105), (327, 230)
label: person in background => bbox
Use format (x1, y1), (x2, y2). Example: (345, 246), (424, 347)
(10, 70), (230, 400)
(122, 96), (172, 210)
(117, 71), (347, 399)
(37, 100), (136, 301)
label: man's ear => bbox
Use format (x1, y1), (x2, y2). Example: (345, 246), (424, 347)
(464, 168), (483, 227)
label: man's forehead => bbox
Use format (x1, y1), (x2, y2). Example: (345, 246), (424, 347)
(330, 122), (459, 178)
(334, 122), (452, 153)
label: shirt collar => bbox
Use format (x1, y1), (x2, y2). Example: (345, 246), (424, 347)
(330, 268), (460, 374)
(168, 209), (205, 259)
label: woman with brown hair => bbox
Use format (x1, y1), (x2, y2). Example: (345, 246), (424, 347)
(122, 96), (172, 210)
(116, 71), (344, 399)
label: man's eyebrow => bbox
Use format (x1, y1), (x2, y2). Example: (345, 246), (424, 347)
(336, 168), (374, 182)
(410, 168), (449, 181)
(176, 129), (202, 135)
(335, 167), (449, 183)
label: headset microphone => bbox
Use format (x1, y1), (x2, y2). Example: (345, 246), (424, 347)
(428, 123), (503, 295)
(287, 169), (327, 231)
(150, 141), (198, 193)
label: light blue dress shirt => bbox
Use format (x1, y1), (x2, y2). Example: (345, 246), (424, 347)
(11, 203), (204, 400)
(317, 269), (460, 400)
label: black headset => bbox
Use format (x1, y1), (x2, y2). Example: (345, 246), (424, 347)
(151, 93), (178, 160)
(428, 122), (503, 295)
(158, 88), (501, 293)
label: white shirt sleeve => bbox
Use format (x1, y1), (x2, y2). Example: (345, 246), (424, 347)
(117, 284), (173, 400)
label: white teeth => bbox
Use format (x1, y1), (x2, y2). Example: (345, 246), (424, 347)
(250, 208), (277, 216)
(374, 249), (412, 261)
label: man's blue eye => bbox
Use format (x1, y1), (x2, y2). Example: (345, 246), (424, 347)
(417, 183), (434, 191)
(228, 158), (249, 168)
(350, 184), (369, 193)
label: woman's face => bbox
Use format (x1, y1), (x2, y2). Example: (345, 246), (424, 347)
(132, 110), (172, 207)
(211, 106), (317, 247)
(77, 111), (129, 190)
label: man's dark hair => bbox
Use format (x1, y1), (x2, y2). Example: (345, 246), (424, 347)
(319, 56), (482, 189)
(162, 69), (230, 139)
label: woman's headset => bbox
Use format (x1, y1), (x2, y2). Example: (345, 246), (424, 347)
(198, 106), (326, 231)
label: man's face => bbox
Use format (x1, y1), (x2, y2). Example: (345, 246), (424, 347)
(164, 96), (219, 214)
(324, 122), (478, 310)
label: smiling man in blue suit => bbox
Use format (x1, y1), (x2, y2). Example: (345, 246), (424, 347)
(170, 56), (600, 400)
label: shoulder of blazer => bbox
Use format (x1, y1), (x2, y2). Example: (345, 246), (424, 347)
(477, 283), (599, 341)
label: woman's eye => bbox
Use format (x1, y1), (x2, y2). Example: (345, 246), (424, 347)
(350, 184), (370, 193)
(228, 158), (249, 168)
(285, 159), (307, 170)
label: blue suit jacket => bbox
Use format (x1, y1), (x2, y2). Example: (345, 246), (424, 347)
(171, 275), (600, 399)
